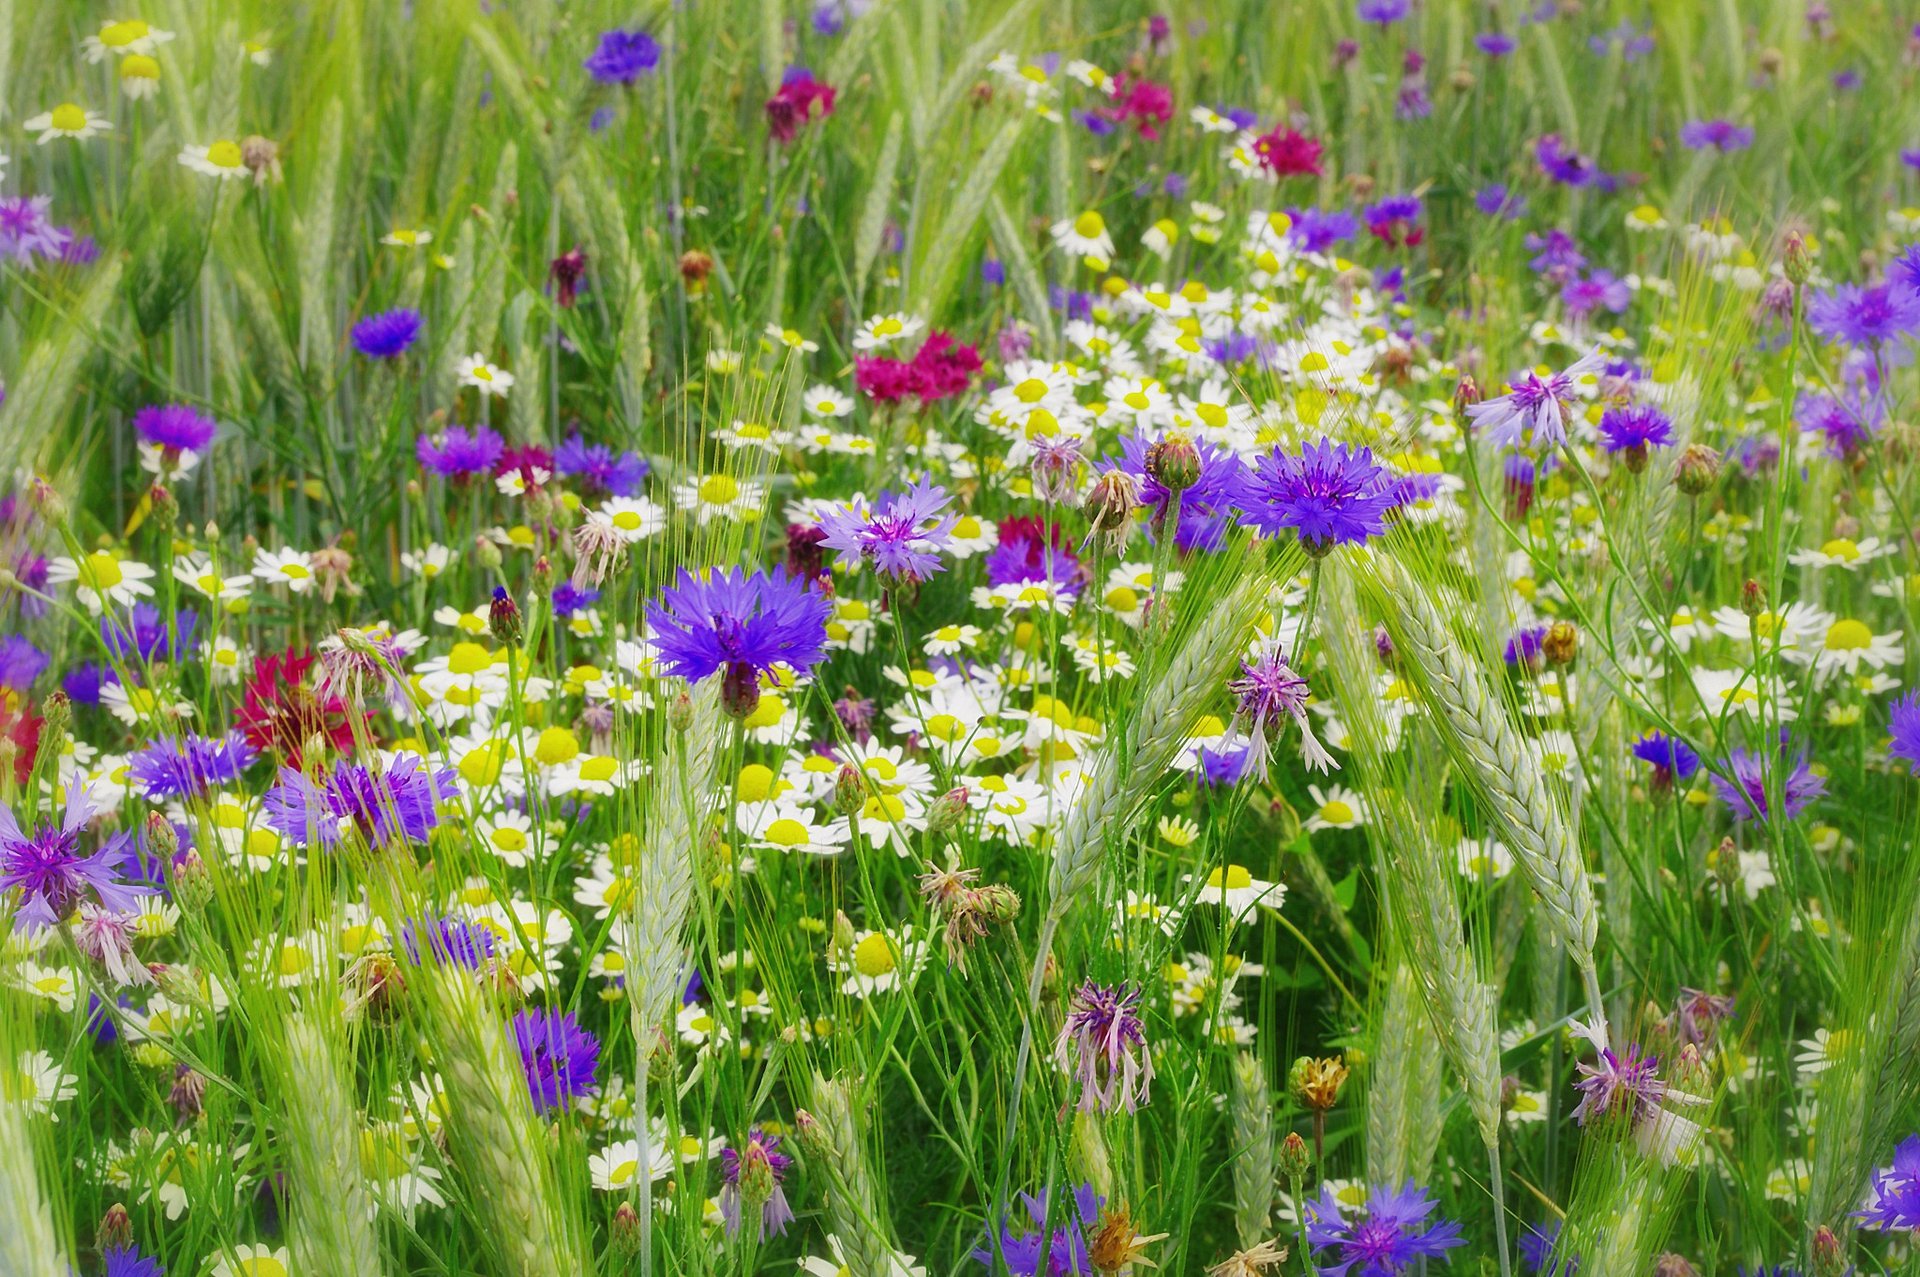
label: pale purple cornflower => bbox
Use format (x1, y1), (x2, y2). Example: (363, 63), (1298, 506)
(1666, 988), (1735, 1048)
(416, 425), (505, 479)
(1053, 980), (1154, 1113)
(71, 902), (152, 988)
(0, 785), (147, 931)
(718, 1129), (795, 1241)
(815, 478), (958, 584)
(1230, 644), (1336, 773)
(1709, 746), (1824, 822)
(1561, 270), (1630, 318)
(0, 195), (69, 262)
(1027, 435), (1085, 503)
(1465, 354), (1605, 449)
(1807, 281), (1920, 348)
(261, 755), (459, 848)
(510, 1008), (600, 1112)
(1858, 1135), (1920, 1231)
(1568, 1018), (1705, 1164)
(1303, 1180), (1465, 1276)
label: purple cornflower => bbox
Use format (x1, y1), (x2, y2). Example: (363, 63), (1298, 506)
(102, 602), (199, 662)
(1561, 270), (1630, 318)
(1796, 387), (1884, 458)
(816, 478), (958, 583)
(1518, 1221), (1578, 1275)
(261, 754), (460, 848)
(554, 431), (648, 497)
(1807, 281), (1920, 347)
(0, 635), (48, 691)
(1241, 438), (1404, 554)
(1525, 228), (1586, 281)
(1504, 625), (1548, 669)
(1288, 206), (1359, 254)
(132, 404), (218, 455)
(1099, 434), (1248, 551)
(129, 731), (257, 799)
(62, 662), (119, 705)
(1053, 981), (1154, 1113)
(1709, 746), (1824, 822)
(1666, 987), (1735, 1048)
(1858, 1134), (1920, 1230)
(1196, 742), (1257, 787)
(718, 1129), (795, 1241)
(416, 425), (505, 479)
(1363, 194), (1424, 248)
(1304, 1180), (1465, 1277)
(1356, 0), (1410, 25)
(0, 785), (146, 931)
(1475, 31), (1517, 56)
(971, 1183), (1103, 1276)
(550, 580), (600, 618)
(400, 915), (495, 969)
(1889, 691), (1920, 773)
(646, 566), (832, 692)
(510, 1008), (600, 1112)
(351, 308), (423, 359)
(1534, 134), (1597, 187)
(1589, 21), (1654, 60)
(1466, 354), (1604, 449)
(1630, 732), (1701, 788)
(1570, 1024), (1665, 1132)
(0, 195), (69, 262)
(1475, 184), (1526, 219)
(102, 1244), (166, 1277)
(985, 519), (1080, 589)
(1597, 403), (1675, 468)
(1231, 644), (1335, 772)
(1892, 244), (1920, 294)
(1679, 118), (1754, 151)
(583, 29), (661, 83)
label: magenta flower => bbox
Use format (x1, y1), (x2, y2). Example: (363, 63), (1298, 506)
(0, 785), (147, 932)
(1052, 980), (1154, 1113)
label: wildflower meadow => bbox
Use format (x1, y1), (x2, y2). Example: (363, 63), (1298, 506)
(8, 1), (1920, 1274)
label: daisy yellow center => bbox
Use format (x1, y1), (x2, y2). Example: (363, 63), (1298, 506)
(579, 756), (618, 783)
(608, 1158), (639, 1186)
(763, 818), (810, 847)
(852, 933), (897, 978)
(278, 562), (310, 580)
(1073, 211), (1105, 238)
(101, 20), (149, 46)
(238, 1258), (289, 1277)
(862, 794), (907, 823)
(1208, 865), (1254, 891)
(459, 744), (503, 786)
(925, 713), (963, 741)
(1195, 403), (1229, 428)
(1319, 799), (1354, 823)
(360, 1130), (412, 1180)
(206, 139), (243, 169)
(1013, 378), (1050, 404)
(121, 54), (159, 80)
(470, 365), (494, 382)
(390, 229), (419, 245)
(1124, 390), (1151, 411)
(277, 944), (310, 977)
(1105, 586), (1138, 612)
(1819, 538), (1860, 562)
(873, 317), (902, 336)
(934, 624), (963, 642)
(448, 642), (490, 675)
(79, 552), (125, 590)
(1825, 619), (1872, 651)
(535, 727), (580, 766)
(698, 475), (739, 504)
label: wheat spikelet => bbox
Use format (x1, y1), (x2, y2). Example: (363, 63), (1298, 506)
(1367, 964), (1443, 1187)
(1371, 555), (1603, 1028)
(797, 1073), (922, 1277)
(0, 1083), (66, 1277)
(426, 972), (588, 1277)
(282, 1012), (385, 1277)
(1228, 1051), (1275, 1248)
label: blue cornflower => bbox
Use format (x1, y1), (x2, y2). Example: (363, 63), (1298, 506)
(1631, 732), (1701, 787)
(1304, 1180), (1465, 1277)
(103, 1243), (166, 1277)
(1475, 184), (1526, 219)
(645, 566), (832, 686)
(815, 479), (958, 583)
(971, 1183), (1103, 1276)
(1888, 692), (1920, 774)
(1710, 745), (1824, 823)
(551, 580), (601, 618)
(583, 29), (661, 84)
(1098, 433), (1249, 552)
(1807, 281), (1920, 347)
(1589, 21), (1654, 60)
(262, 754), (460, 848)
(1357, 0), (1410, 25)
(63, 661), (119, 704)
(1679, 118), (1754, 151)
(400, 915), (495, 970)
(1534, 135), (1597, 188)
(1858, 1134), (1920, 1230)
(1288, 206), (1359, 254)
(1518, 1220), (1578, 1275)
(0, 785), (147, 931)
(132, 403), (217, 454)
(511, 1008), (600, 1112)
(128, 731), (256, 799)
(1241, 439), (1404, 555)
(1504, 625), (1548, 669)
(719, 1129), (795, 1241)
(0, 635), (48, 691)
(1597, 404), (1676, 468)
(351, 308), (423, 359)
(554, 430), (648, 497)
(102, 602), (199, 662)
(416, 425), (505, 478)
(1475, 31), (1517, 56)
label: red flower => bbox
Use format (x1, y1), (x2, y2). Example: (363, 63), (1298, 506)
(237, 650), (365, 770)
(766, 75), (836, 143)
(0, 699), (40, 786)
(1104, 76), (1175, 140)
(854, 332), (982, 405)
(1253, 127), (1325, 178)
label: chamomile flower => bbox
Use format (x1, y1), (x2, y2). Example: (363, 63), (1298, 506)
(590, 1138), (676, 1191)
(81, 18), (175, 61)
(48, 551), (156, 613)
(455, 354), (514, 397)
(251, 547), (317, 594)
(178, 139), (250, 179)
(764, 324), (819, 353)
(1304, 783), (1367, 831)
(593, 496), (668, 542)
(1456, 838), (1514, 881)
(831, 926), (929, 998)
(1805, 618), (1904, 679)
(381, 227), (434, 248)
(7, 1050), (78, 1116)
(206, 1245), (291, 1277)
(1789, 535), (1895, 571)
(1188, 863), (1283, 918)
(173, 554), (254, 607)
(118, 54), (162, 99)
(853, 312), (925, 351)
(401, 543), (455, 581)
(672, 473), (765, 524)
(1052, 210), (1116, 265)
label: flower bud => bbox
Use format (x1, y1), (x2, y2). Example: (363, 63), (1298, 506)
(1288, 1055), (1349, 1112)
(1673, 443), (1720, 496)
(1653, 1254), (1698, 1277)
(531, 554), (555, 598)
(1811, 1226), (1846, 1277)
(973, 882), (1022, 924)
(168, 1063), (207, 1123)
(1452, 374), (1481, 414)
(170, 847), (213, 912)
(1144, 433), (1202, 492)
(1082, 469), (1142, 546)
(1542, 621), (1578, 667)
(473, 536), (503, 572)
(925, 786), (970, 834)
(834, 764), (865, 816)
(1783, 230), (1813, 285)
(97, 1203), (134, 1252)
(31, 475), (68, 525)
(793, 1108), (827, 1157)
(488, 586), (524, 647)
(1276, 1130), (1313, 1181)
(667, 689), (695, 733)
(149, 482), (178, 533)
(609, 1201), (643, 1258)
(1740, 578), (1767, 619)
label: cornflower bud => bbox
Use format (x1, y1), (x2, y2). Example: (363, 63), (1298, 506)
(1673, 443), (1721, 496)
(1542, 621), (1578, 666)
(925, 786), (970, 834)
(96, 1203), (134, 1252)
(1740, 578), (1767, 619)
(1145, 433), (1202, 492)
(488, 586), (524, 647)
(1276, 1129), (1313, 1180)
(834, 764), (865, 816)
